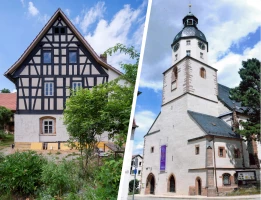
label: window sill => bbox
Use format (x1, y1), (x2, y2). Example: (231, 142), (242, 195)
(40, 134), (56, 136)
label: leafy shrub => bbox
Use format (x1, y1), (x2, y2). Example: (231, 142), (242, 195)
(41, 160), (83, 197)
(129, 179), (139, 193)
(94, 157), (123, 199)
(0, 151), (47, 196)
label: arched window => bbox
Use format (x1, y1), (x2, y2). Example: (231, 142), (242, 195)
(168, 174), (175, 192)
(40, 116), (56, 135)
(200, 67), (206, 78)
(223, 173), (231, 185)
(171, 66), (178, 90)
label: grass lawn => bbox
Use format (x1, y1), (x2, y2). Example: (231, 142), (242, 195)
(0, 134), (14, 150)
(226, 186), (261, 196)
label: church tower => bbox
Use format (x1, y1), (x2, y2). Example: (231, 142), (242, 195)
(162, 8), (218, 116)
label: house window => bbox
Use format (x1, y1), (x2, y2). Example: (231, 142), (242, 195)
(72, 82), (82, 91)
(223, 173), (231, 185)
(131, 161), (134, 166)
(218, 147), (226, 158)
(186, 40), (191, 45)
(171, 66), (178, 90)
(200, 52), (203, 59)
(43, 51), (51, 63)
(139, 162), (142, 166)
(151, 147), (154, 153)
(53, 27), (66, 34)
(186, 50), (191, 56)
(234, 148), (240, 158)
(40, 117), (56, 135)
(44, 82), (54, 96)
(69, 51), (77, 63)
(195, 145), (200, 155)
(138, 170), (141, 175)
(200, 67), (206, 78)
(175, 54), (178, 61)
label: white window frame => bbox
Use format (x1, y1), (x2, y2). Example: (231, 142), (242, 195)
(44, 82), (54, 96)
(186, 40), (191, 45)
(186, 50), (191, 56)
(72, 82), (82, 91)
(200, 52), (203, 59)
(42, 119), (54, 134)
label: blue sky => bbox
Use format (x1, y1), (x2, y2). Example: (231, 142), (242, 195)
(133, 0), (261, 155)
(0, 0), (147, 91)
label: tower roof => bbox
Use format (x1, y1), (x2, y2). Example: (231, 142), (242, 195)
(171, 12), (207, 48)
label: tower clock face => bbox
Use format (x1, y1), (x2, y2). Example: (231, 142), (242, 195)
(198, 41), (205, 50)
(173, 43), (180, 52)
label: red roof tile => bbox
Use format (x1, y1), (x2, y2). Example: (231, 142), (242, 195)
(0, 93), (16, 111)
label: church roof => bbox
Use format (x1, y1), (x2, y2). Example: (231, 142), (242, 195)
(188, 110), (240, 139)
(218, 84), (247, 113)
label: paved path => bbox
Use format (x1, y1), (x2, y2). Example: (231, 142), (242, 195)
(128, 194), (261, 200)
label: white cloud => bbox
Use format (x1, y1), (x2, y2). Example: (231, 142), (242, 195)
(140, 0), (261, 91)
(215, 41), (261, 87)
(84, 4), (145, 70)
(73, 15), (80, 25)
(80, 1), (106, 34)
(65, 9), (70, 16)
(12, 89), (17, 93)
(28, 2), (39, 16)
(21, 0), (25, 7)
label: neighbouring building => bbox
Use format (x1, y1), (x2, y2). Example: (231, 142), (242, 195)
(140, 10), (260, 197)
(4, 9), (122, 150)
(130, 154), (143, 188)
(0, 93), (16, 133)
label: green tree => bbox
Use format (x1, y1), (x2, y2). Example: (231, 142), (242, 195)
(0, 88), (10, 93)
(129, 179), (139, 193)
(0, 106), (12, 130)
(229, 58), (260, 140)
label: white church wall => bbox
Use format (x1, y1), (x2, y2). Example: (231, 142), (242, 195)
(218, 101), (231, 116)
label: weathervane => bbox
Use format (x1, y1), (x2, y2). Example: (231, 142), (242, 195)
(189, 1), (192, 13)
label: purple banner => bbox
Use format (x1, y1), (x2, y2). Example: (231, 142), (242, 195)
(160, 145), (166, 171)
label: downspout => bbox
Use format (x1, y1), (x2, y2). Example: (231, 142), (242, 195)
(240, 139), (245, 168)
(213, 136), (218, 194)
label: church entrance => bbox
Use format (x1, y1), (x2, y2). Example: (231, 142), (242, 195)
(145, 173), (155, 195)
(168, 174), (176, 192)
(195, 177), (202, 195)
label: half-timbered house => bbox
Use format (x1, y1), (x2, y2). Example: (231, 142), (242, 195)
(4, 9), (122, 150)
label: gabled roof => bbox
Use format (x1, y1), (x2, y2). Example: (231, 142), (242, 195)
(0, 93), (16, 111)
(132, 154), (143, 159)
(188, 110), (240, 139)
(218, 84), (246, 113)
(4, 8), (122, 82)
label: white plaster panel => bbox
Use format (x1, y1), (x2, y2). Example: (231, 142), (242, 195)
(54, 65), (59, 75)
(67, 35), (73, 41)
(47, 28), (52, 34)
(72, 37), (78, 42)
(57, 98), (63, 110)
(54, 57), (59, 64)
(60, 20), (66, 26)
(20, 66), (28, 75)
(54, 35), (59, 42)
(45, 77), (54, 81)
(19, 99), (25, 110)
(83, 65), (90, 75)
(54, 20), (59, 26)
(97, 77), (103, 85)
(34, 99), (41, 110)
(57, 78), (63, 87)
(54, 49), (59, 55)
(87, 77), (94, 87)
(68, 43), (77, 47)
(69, 65), (72, 75)
(67, 28), (72, 34)
(92, 66), (99, 75)
(43, 43), (51, 47)
(32, 78), (39, 87)
(66, 78), (70, 87)
(62, 56), (66, 64)
(53, 43), (59, 47)
(46, 35), (52, 41)
(62, 48), (66, 55)
(73, 65), (77, 75)
(34, 57), (41, 64)
(80, 56), (86, 63)
(44, 99), (48, 110)
(61, 35), (66, 42)
(43, 65), (47, 75)
(50, 98), (54, 110)
(36, 66), (41, 75)
(36, 50), (41, 55)
(66, 89), (70, 96)
(61, 65), (66, 75)
(30, 66), (37, 75)
(37, 89), (42, 97)
(32, 89), (37, 97)
(57, 89), (63, 96)
(21, 78), (29, 87)
(79, 49), (84, 55)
